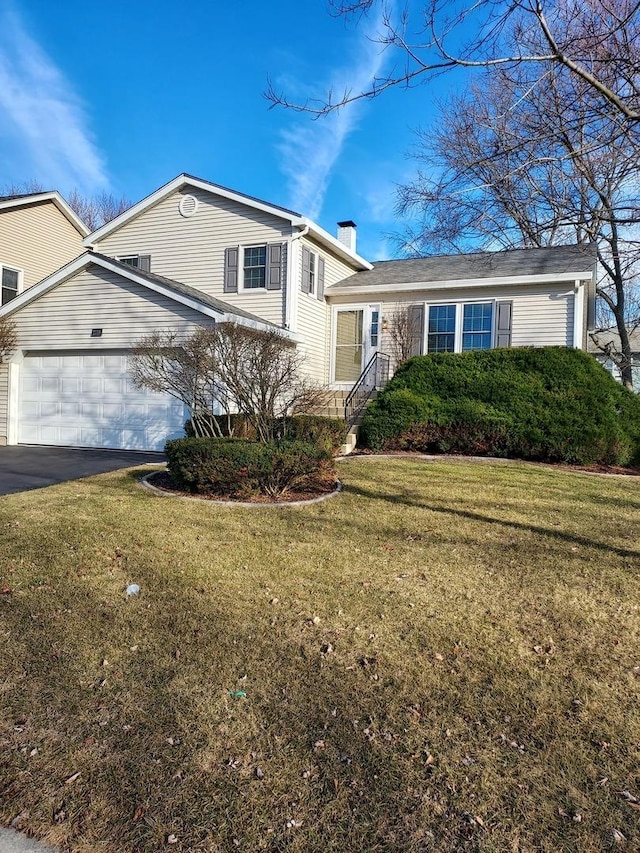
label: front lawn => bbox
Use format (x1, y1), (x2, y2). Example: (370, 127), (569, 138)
(0, 458), (638, 852)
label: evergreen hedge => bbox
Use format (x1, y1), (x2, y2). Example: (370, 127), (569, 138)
(165, 437), (334, 498)
(359, 347), (640, 466)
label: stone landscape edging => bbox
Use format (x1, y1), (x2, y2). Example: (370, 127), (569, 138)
(139, 471), (342, 508)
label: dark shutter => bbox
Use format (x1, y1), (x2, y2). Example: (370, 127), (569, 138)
(301, 246), (311, 293)
(224, 247), (239, 293)
(267, 243), (284, 291)
(317, 256), (325, 301)
(138, 255), (151, 272)
(495, 300), (512, 347)
(408, 304), (425, 357)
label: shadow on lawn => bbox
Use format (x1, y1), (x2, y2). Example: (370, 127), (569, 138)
(0, 567), (503, 852)
(341, 483), (640, 561)
(1, 490), (638, 851)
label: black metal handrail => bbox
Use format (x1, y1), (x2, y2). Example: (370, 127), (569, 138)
(344, 351), (390, 425)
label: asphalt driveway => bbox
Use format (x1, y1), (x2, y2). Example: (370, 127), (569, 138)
(0, 446), (164, 496)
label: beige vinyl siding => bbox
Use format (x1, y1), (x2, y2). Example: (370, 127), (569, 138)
(93, 188), (292, 327)
(0, 201), (85, 289)
(296, 296), (329, 384)
(0, 364), (7, 444)
(301, 236), (358, 288)
(329, 283), (575, 360)
(296, 236), (360, 384)
(10, 266), (208, 348)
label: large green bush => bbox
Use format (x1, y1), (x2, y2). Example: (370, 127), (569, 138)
(360, 347), (640, 466)
(165, 437), (334, 498)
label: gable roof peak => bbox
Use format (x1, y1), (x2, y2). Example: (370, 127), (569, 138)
(0, 190), (89, 236)
(84, 173), (372, 271)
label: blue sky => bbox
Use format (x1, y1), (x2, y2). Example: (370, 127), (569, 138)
(0, 0), (457, 260)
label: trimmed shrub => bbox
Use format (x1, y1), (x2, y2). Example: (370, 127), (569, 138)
(279, 415), (347, 453)
(360, 347), (640, 466)
(358, 389), (435, 450)
(185, 413), (347, 454)
(165, 437), (334, 498)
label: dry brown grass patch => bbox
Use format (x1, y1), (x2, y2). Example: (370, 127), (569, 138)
(0, 459), (638, 851)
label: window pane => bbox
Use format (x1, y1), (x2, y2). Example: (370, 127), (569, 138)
(370, 309), (379, 347)
(2, 287), (18, 305)
(335, 310), (364, 381)
(244, 246), (266, 266)
(244, 267), (266, 288)
(1, 268), (18, 305)
(428, 305), (455, 352)
(120, 256), (139, 267)
(462, 303), (492, 350)
(2, 268), (19, 290)
(244, 246), (267, 288)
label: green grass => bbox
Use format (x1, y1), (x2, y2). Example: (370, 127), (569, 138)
(0, 458), (639, 852)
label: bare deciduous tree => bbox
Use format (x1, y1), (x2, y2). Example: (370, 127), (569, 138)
(267, 0), (640, 125)
(386, 307), (415, 367)
(0, 317), (17, 363)
(392, 38), (640, 387)
(130, 327), (227, 439)
(1, 181), (131, 231)
(130, 323), (324, 443)
(65, 189), (131, 231)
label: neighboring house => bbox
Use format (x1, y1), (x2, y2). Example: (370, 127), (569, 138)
(587, 328), (640, 390)
(0, 191), (89, 304)
(0, 174), (597, 451)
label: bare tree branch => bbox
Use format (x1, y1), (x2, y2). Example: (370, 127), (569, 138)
(267, 1), (640, 124)
(0, 317), (17, 363)
(0, 180), (131, 231)
(130, 324), (325, 443)
(393, 39), (640, 386)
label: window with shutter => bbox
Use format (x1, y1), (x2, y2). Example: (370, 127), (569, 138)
(224, 243), (286, 291)
(426, 301), (498, 353)
(302, 246), (323, 296)
(243, 245), (267, 288)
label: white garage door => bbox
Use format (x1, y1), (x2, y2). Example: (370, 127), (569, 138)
(19, 351), (186, 451)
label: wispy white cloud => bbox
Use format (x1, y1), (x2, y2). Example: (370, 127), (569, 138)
(0, 8), (108, 192)
(277, 9), (390, 221)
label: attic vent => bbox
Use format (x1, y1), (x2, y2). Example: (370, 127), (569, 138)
(179, 194), (198, 218)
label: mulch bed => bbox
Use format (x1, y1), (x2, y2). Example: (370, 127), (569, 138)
(145, 470), (340, 503)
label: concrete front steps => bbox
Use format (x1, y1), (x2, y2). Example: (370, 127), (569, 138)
(307, 390), (377, 456)
(308, 389), (349, 421)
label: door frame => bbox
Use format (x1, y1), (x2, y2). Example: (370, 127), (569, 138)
(330, 302), (381, 389)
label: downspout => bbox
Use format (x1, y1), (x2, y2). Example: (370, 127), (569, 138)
(573, 278), (585, 349)
(285, 224), (309, 332)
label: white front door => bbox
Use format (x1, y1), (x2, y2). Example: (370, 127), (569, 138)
(332, 304), (380, 387)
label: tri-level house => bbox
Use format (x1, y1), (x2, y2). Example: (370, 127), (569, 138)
(0, 174), (597, 451)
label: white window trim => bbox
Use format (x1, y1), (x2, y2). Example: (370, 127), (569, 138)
(0, 263), (24, 306)
(240, 243), (268, 290)
(424, 298), (496, 354)
(302, 246), (318, 295)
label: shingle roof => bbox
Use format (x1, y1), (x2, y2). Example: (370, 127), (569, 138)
(0, 191), (55, 202)
(91, 253), (279, 327)
(181, 173), (302, 219)
(329, 243), (597, 289)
